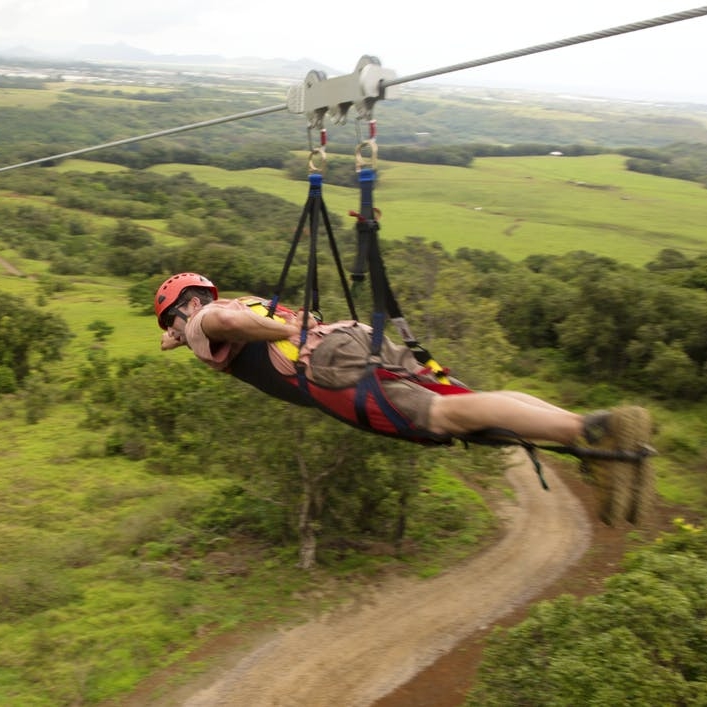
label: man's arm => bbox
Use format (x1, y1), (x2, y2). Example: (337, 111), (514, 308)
(200, 306), (309, 343)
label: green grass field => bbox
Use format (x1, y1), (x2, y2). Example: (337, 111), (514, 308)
(0, 83), (178, 111)
(0, 87), (62, 109)
(139, 153), (707, 267)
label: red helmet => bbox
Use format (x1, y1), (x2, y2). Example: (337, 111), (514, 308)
(154, 272), (218, 329)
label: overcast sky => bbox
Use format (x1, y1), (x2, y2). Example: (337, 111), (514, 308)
(1, 0), (705, 102)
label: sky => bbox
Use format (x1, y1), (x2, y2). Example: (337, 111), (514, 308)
(0, 0), (706, 103)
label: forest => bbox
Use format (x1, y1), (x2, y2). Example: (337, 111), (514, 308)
(1, 73), (707, 705)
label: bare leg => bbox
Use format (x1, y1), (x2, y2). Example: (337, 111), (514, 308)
(493, 390), (572, 414)
(428, 391), (583, 444)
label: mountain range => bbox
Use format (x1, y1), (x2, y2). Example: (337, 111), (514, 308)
(0, 41), (338, 78)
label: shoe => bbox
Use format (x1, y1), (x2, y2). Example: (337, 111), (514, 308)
(579, 406), (657, 528)
(582, 410), (613, 445)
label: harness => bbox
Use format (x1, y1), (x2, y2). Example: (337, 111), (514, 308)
(234, 298), (467, 445)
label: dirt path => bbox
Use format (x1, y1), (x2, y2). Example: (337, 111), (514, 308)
(148, 450), (591, 707)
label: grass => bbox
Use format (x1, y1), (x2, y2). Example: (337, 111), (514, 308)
(0, 87), (61, 110)
(0, 272), (158, 373)
(0, 84), (173, 112)
(650, 404), (707, 508)
(52, 160), (128, 174)
(0, 395), (334, 705)
(0, 414), (492, 705)
(143, 154), (707, 267)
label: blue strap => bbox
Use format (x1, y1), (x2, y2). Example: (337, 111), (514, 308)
(354, 373), (417, 434)
(370, 311), (386, 360)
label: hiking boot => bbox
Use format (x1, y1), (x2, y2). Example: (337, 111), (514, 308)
(579, 406), (657, 527)
(582, 410), (613, 445)
(578, 410), (614, 478)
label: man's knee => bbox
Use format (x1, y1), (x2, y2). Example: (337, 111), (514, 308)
(428, 394), (473, 435)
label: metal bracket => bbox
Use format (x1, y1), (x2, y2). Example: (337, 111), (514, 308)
(286, 55), (399, 129)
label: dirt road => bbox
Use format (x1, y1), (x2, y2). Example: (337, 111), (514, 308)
(159, 450), (591, 707)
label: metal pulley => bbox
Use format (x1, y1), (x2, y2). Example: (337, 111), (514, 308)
(286, 55), (399, 130)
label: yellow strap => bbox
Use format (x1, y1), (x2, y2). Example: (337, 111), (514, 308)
(243, 299), (301, 362)
(418, 356), (451, 385)
(245, 298), (451, 382)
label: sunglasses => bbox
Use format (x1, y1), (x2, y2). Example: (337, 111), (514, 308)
(161, 300), (188, 328)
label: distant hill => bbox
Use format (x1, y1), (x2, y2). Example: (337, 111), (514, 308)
(0, 41), (338, 78)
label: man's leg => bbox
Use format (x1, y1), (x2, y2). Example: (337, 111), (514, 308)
(427, 391), (583, 443)
(493, 390), (574, 413)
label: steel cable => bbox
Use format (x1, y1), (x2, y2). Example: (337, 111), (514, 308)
(383, 6), (707, 87)
(0, 103), (288, 173)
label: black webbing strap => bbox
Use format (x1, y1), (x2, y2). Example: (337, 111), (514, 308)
(457, 427), (657, 490)
(268, 172), (361, 395)
(269, 172), (358, 324)
(353, 168), (439, 369)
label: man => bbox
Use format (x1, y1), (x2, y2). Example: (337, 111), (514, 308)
(155, 272), (602, 445)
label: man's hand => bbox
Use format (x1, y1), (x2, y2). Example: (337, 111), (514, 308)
(296, 309), (320, 330)
(161, 331), (186, 350)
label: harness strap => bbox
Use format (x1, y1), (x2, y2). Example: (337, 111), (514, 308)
(268, 171), (359, 384)
(353, 168), (450, 383)
(353, 372), (418, 433)
(456, 427), (657, 490)
(241, 298), (301, 361)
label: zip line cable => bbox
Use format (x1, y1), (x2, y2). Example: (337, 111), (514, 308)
(384, 6), (707, 87)
(0, 103), (288, 173)
(1, 5), (706, 174)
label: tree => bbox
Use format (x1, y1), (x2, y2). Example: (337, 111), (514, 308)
(102, 219), (154, 249)
(0, 293), (73, 384)
(643, 341), (704, 400)
(106, 355), (436, 566)
(87, 320), (114, 343)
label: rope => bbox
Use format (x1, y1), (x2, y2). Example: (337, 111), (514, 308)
(1, 7), (706, 173)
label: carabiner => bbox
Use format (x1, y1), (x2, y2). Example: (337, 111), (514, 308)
(309, 147), (327, 173)
(355, 139), (378, 172)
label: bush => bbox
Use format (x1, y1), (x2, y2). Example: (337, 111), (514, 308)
(0, 365), (17, 393)
(0, 562), (82, 621)
(468, 523), (707, 706)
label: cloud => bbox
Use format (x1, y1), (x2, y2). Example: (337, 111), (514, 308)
(80, 0), (229, 35)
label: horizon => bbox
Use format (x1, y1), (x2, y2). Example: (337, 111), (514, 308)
(0, 1), (705, 104)
(1, 41), (705, 108)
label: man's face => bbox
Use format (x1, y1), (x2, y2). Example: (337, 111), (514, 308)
(162, 299), (192, 345)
